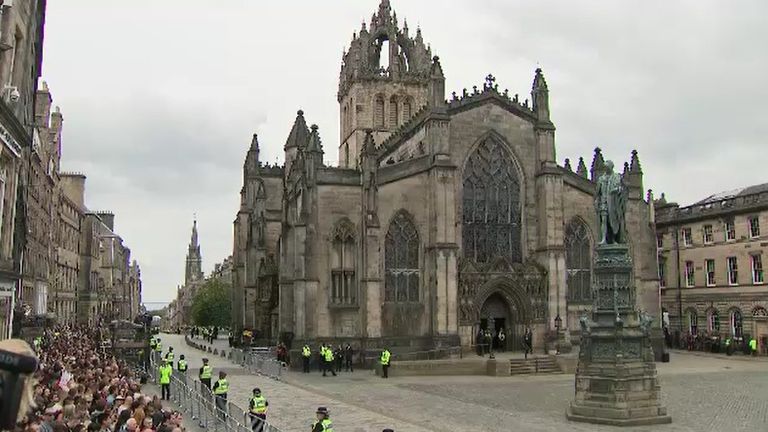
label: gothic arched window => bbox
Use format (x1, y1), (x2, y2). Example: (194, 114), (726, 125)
(330, 219), (356, 305)
(385, 210), (420, 302)
(389, 95), (399, 128)
(565, 219), (592, 303)
(374, 95), (385, 129)
(462, 136), (521, 263)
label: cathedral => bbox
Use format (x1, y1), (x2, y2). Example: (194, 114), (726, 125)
(232, 0), (660, 354)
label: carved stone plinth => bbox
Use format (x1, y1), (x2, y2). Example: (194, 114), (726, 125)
(566, 244), (671, 426)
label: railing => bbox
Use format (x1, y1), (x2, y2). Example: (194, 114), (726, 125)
(148, 352), (282, 432)
(184, 335), (284, 381)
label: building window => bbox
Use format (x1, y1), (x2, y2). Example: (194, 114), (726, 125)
(658, 255), (666, 288)
(730, 310), (743, 338)
(402, 98), (412, 122)
(656, 233), (663, 249)
(725, 219), (736, 241)
(462, 137), (521, 263)
(682, 228), (692, 246)
(705, 259), (715, 286)
(330, 219), (356, 305)
(684, 261), (695, 287)
(708, 310), (720, 333)
(749, 216), (760, 238)
(752, 254), (764, 284)
(565, 219), (592, 303)
(384, 210), (420, 303)
(374, 95), (385, 128)
(389, 95), (399, 128)
(727, 256), (738, 285)
(687, 310), (698, 335)
(703, 225), (713, 244)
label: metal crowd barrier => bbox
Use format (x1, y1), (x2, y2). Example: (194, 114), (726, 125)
(184, 335), (284, 381)
(145, 358), (282, 432)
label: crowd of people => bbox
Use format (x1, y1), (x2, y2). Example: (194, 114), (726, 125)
(9, 326), (186, 432)
(665, 328), (760, 355)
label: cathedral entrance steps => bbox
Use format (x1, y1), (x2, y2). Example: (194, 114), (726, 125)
(508, 356), (563, 376)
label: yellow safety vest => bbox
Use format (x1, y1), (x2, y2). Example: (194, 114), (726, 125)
(155, 342), (163, 352)
(158, 365), (172, 384)
(750, 339), (757, 350)
(302, 346), (311, 357)
(214, 379), (229, 395)
(177, 360), (188, 371)
(312, 418), (333, 432)
(200, 365), (212, 379)
(166, 352), (175, 361)
(380, 350), (391, 365)
(250, 395), (267, 414)
(323, 348), (334, 362)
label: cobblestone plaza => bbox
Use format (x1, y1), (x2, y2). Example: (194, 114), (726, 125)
(163, 334), (767, 431)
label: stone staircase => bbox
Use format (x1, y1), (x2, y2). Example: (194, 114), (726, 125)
(509, 356), (562, 376)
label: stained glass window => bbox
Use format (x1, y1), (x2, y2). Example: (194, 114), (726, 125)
(385, 211), (420, 302)
(462, 137), (521, 263)
(565, 219), (592, 303)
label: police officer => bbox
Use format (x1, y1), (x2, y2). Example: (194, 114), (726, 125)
(158, 359), (173, 400)
(154, 337), (163, 364)
(177, 354), (188, 372)
(749, 336), (758, 356)
(165, 346), (175, 363)
(213, 371), (229, 417)
(312, 407), (333, 432)
(199, 358), (213, 389)
(248, 387), (268, 432)
(380, 348), (391, 379)
(322, 345), (336, 377)
(302, 344), (311, 373)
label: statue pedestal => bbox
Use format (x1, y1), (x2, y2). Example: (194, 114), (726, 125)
(566, 244), (671, 426)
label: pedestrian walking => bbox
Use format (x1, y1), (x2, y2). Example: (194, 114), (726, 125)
(322, 344), (337, 377)
(524, 327), (533, 359)
(335, 345), (343, 372)
(749, 336), (758, 356)
(497, 328), (507, 352)
(199, 358), (213, 389)
(380, 348), (391, 378)
(344, 343), (354, 372)
(312, 407), (333, 432)
(248, 388), (268, 432)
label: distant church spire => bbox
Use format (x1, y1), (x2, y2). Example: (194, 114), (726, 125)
(185, 217), (203, 285)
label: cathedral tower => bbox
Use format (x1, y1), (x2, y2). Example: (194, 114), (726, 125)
(337, 0), (440, 168)
(185, 218), (203, 285)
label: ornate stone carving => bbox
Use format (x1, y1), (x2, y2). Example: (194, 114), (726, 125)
(595, 160), (627, 245)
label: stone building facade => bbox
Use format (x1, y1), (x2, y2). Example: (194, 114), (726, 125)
(232, 0), (660, 354)
(0, 0), (46, 338)
(657, 184), (768, 354)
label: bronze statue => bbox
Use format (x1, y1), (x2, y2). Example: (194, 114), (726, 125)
(594, 161), (627, 244)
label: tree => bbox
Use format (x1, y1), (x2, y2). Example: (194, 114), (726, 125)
(191, 279), (231, 327)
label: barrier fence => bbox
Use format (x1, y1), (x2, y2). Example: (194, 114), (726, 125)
(184, 335), (284, 381)
(148, 354), (282, 432)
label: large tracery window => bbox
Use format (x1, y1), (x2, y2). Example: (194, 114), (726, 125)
(331, 219), (356, 305)
(565, 219), (592, 303)
(462, 137), (522, 263)
(385, 210), (420, 302)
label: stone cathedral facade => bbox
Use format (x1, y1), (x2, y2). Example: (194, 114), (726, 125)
(232, 0), (660, 353)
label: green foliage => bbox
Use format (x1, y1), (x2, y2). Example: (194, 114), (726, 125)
(191, 279), (231, 327)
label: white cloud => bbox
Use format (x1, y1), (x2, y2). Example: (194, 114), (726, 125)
(42, 0), (768, 302)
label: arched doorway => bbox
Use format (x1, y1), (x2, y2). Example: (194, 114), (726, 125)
(480, 293), (510, 350)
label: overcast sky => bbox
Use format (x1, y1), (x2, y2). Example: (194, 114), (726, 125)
(42, 0), (768, 304)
